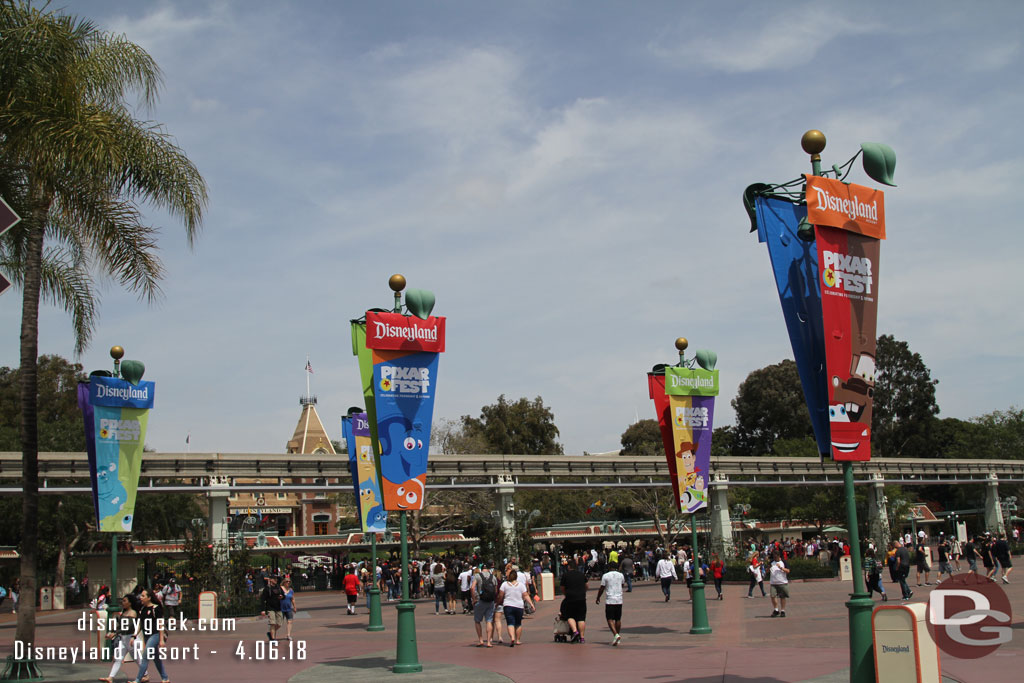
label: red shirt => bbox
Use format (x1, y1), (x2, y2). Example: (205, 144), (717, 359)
(343, 574), (361, 596)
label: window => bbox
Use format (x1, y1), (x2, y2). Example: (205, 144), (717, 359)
(314, 478), (327, 499)
(313, 513), (331, 536)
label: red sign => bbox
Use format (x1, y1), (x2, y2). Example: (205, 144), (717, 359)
(817, 225), (879, 461)
(647, 373), (681, 505)
(0, 196), (20, 236)
(805, 175), (885, 239)
(364, 311), (446, 352)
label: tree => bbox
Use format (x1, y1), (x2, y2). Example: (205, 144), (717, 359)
(0, 355), (87, 451)
(0, 2), (207, 644)
(731, 360), (814, 457)
(618, 419), (662, 455)
(873, 335), (940, 458)
(458, 395), (563, 455)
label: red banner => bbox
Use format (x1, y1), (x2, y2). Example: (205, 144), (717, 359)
(365, 311), (446, 352)
(648, 374), (681, 505)
(817, 224), (880, 461)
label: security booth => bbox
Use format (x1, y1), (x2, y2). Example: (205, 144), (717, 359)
(872, 603), (941, 683)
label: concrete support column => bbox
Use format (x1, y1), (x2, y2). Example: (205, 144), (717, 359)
(709, 474), (734, 558)
(985, 472), (1006, 535)
(496, 475), (516, 563)
(866, 472), (890, 548)
(208, 476), (231, 561)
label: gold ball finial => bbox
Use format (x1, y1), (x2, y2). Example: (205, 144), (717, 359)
(388, 274), (407, 292)
(801, 129), (826, 156)
(675, 337), (689, 352)
(110, 345), (125, 360)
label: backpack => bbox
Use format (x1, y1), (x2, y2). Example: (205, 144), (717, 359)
(479, 574), (497, 602)
(0, 586), (7, 599)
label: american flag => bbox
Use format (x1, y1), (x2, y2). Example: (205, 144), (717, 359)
(305, 360), (313, 374)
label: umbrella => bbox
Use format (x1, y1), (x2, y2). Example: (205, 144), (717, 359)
(822, 526), (848, 533)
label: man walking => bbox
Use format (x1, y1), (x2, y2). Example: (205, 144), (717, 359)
(655, 551), (675, 602)
(936, 534), (954, 580)
(894, 540), (913, 601)
(559, 559), (588, 643)
(993, 533), (1013, 584)
(596, 561), (625, 646)
(342, 565), (361, 615)
(620, 554), (634, 593)
(768, 551), (790, 618)
(471, 561), (497, 647)
(260, 575), (286, 640)
(459, 563), (474, 614)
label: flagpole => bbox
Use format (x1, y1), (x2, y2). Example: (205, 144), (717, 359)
(305, 354), (311, 401)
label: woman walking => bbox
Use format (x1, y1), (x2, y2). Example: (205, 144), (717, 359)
(131, 588), (170, 683)
(497, 569), (534, 647)
(99, 594), (139, 683)
(445, 563), (459, 615)
(280, 578), (296, 640)
(710, 554), (725, 600)
(431, 562), (447, 615)
(863, 547), (887, 601)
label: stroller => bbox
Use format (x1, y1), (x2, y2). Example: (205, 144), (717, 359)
(552, 614), (573, 642)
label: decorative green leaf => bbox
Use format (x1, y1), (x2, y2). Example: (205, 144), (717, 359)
(743, 183), (770, 232)
(695, 349), (717, 371)
(120, 360), (145, 385)
(405, 288), (436, 320)
(860, 142), (897, 187)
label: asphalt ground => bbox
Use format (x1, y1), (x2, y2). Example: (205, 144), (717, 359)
(0, 575), (1020, 682)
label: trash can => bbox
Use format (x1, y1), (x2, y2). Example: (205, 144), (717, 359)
(39, 587), (52, 611)
(872, 602), (941, 683)
(538, 571), (554, 601)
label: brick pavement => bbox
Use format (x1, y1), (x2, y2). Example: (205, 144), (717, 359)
(0, 576), (1019, 682)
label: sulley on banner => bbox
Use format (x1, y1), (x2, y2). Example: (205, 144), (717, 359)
(76, 375), (154, 532)
(342, 413), (388, 533)
(365, 311), (446, 511)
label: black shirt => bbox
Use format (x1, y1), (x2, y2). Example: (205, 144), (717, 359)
(937, 542), (948, 562)
(895, 547), (911, 571)
(560, 570), (587, 600)
(139, 603), (163, 640)
(963, 541), (975, 559)
(994, 539), (1010, 560)
(261, 584), (284, 612)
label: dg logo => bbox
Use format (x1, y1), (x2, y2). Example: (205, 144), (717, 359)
(926, 573), (1013, 659)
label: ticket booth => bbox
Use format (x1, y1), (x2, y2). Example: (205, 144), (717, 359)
(872, 603), (941, 683)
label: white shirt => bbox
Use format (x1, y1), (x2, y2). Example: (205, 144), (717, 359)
(499, 581), (528, 609)
(458, 569), (473, 591)
(769, 560), (789, 585)
(600, 571), (625, 605)
(655, 558), (676, 579)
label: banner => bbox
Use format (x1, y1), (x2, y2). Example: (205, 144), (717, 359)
(365, 311), (446, 353)
(664, 367), (719, 396)
(816, 224), (881, 461)
(755, 196), (831, 456)
(342, 412), (388, 533)
(805, 175), (886, 240)
(371, 349), (439, 510)
(668, 394), (715, 513)
(77, 375), (154, 532)
(647, 373), (681, 507)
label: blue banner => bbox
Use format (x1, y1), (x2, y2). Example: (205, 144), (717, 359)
(371, 349), (439, 511)
(88, 375), (155, 409)
(755, 196), (830, 455)
(343, 413), (388, 533)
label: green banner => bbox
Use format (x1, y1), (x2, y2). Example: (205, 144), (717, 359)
(351, 320), (384, 474)
(664, 368), (720, 396)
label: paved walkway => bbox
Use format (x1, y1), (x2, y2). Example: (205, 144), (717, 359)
(1, 577), (1019, 682)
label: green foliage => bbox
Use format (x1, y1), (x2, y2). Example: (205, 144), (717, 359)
(458, 395), (563, 455)
(710, 425), (735, 459)
(0, 355), (87, 451)
(873, 335), (940, 458)
(619, 419), (662, 455)
(722, 557), (834, 581)
(731, 360), (814, 457)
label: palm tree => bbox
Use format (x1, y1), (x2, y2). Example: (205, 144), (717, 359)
(0, 1), (207, 645)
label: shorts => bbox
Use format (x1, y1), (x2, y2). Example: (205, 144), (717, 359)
(770, 584), (789, 599)
(997, 556), (1012, 568)
(473, 600), (495, 623)
(266, 610), (284, 626)
(604, 603), (622, 621)
(503, 606), (524, 627)
(346, 593), (358, 604)
(461, 589), (471, 602)
(282, 610), (294, 621)
(560, 598), (587, 623)
(916, 562), (930, 572)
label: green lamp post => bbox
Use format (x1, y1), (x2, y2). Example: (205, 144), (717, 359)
(105, 346), (125, 659)
(674, 338), (712, 636)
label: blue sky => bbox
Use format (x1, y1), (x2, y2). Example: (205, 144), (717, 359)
(2, 1), (1021, 455)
